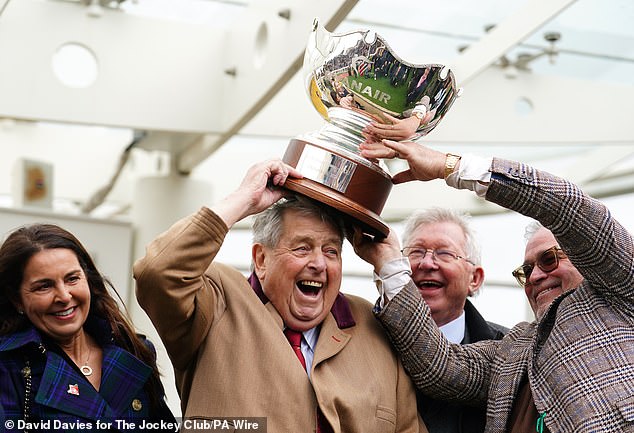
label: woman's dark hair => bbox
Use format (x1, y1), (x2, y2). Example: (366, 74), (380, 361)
(0, 223), (166, 411)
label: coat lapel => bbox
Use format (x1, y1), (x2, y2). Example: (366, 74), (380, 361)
(313, 313), (351, 366)
(488, 324), (534, 430)
(98, 344), (152, 414)
(35, 351), (113, 419)
(35, 344), (152, 420)
(264, 302), (285, 330)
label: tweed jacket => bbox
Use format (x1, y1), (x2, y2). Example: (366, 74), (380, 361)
(417, 300), (507, 433)
(377, 158), (634, 433)
(134, 207), (425, 433)
(0, 319), (176, 432)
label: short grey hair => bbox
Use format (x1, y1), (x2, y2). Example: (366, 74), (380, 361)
(252, 195), (345, 248)
(402, 207), (482, 266)
(524, 220), (544, 244)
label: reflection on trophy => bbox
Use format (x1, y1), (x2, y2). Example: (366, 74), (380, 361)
(283, 19), (461, 237)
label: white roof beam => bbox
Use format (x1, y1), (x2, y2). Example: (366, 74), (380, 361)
(450, 0), (578, 86)
(0, 0), (357, 174)
(175, 0), (359, 174)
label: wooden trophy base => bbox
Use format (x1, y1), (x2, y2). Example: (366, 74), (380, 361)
(282, 137), (392, 238)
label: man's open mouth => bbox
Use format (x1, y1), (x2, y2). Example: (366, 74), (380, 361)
(297, 280), (323, 295)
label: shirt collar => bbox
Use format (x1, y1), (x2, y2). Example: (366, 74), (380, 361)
(247, 272), (355, 329)
(438, 311), (466, 344)
(302, 326), (319, 352)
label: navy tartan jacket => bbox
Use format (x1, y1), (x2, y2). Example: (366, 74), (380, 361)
(0, 318), (175, 432)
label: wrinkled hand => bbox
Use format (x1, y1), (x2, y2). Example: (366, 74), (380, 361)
(349, 225), (402, 272)
(359, 140), (446, 184)
(214, 159), (302, 227)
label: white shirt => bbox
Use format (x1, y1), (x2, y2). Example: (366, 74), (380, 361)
(291, 326), (318, 379)
(446, 153), (493, 198)
(439, 312), (467, 344)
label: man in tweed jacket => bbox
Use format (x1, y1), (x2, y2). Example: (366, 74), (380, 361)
(353, 140), (634, 432)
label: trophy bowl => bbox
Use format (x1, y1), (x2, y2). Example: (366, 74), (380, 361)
(283, 20), (460, 237)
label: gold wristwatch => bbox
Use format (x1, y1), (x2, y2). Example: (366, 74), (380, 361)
(444, 153), (461, 179)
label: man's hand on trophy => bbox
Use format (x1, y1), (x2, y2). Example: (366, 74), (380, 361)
(360, 140), (446, 184)
(362, 112), (430, 143)
(348, 224), (403, 272)
(213, 159), (303, 228)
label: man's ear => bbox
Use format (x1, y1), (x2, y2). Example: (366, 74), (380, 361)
(252, 243), (267, 281)
(468, 266), (485, 297)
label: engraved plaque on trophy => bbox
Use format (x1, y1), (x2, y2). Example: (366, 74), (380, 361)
(283, 20), (461, 237)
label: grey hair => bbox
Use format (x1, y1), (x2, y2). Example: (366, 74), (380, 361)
(252, 195), (345, 248)
(402, 207), (482, 266)
(523, 220), (544, 244)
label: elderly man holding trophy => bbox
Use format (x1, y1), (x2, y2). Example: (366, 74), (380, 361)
(135, 20), (459, 433)
(278, 19), (485, 433)
(275, 19), (470, 432)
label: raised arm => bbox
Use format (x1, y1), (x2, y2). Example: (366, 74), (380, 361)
(362, 139), (634, 312)
(351, 214), (500, 405)
(133, 160), (302, 369)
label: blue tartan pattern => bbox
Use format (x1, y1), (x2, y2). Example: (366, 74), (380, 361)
(0, 323), (175, 432)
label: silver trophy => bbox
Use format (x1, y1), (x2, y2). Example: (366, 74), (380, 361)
(283, 20), (460, 236)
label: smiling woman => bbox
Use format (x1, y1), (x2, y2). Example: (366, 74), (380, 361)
(18, 248), (93, 350)
(0, 224), (176, 432)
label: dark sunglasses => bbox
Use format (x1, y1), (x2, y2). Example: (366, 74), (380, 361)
(512, 246), (567, 287)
